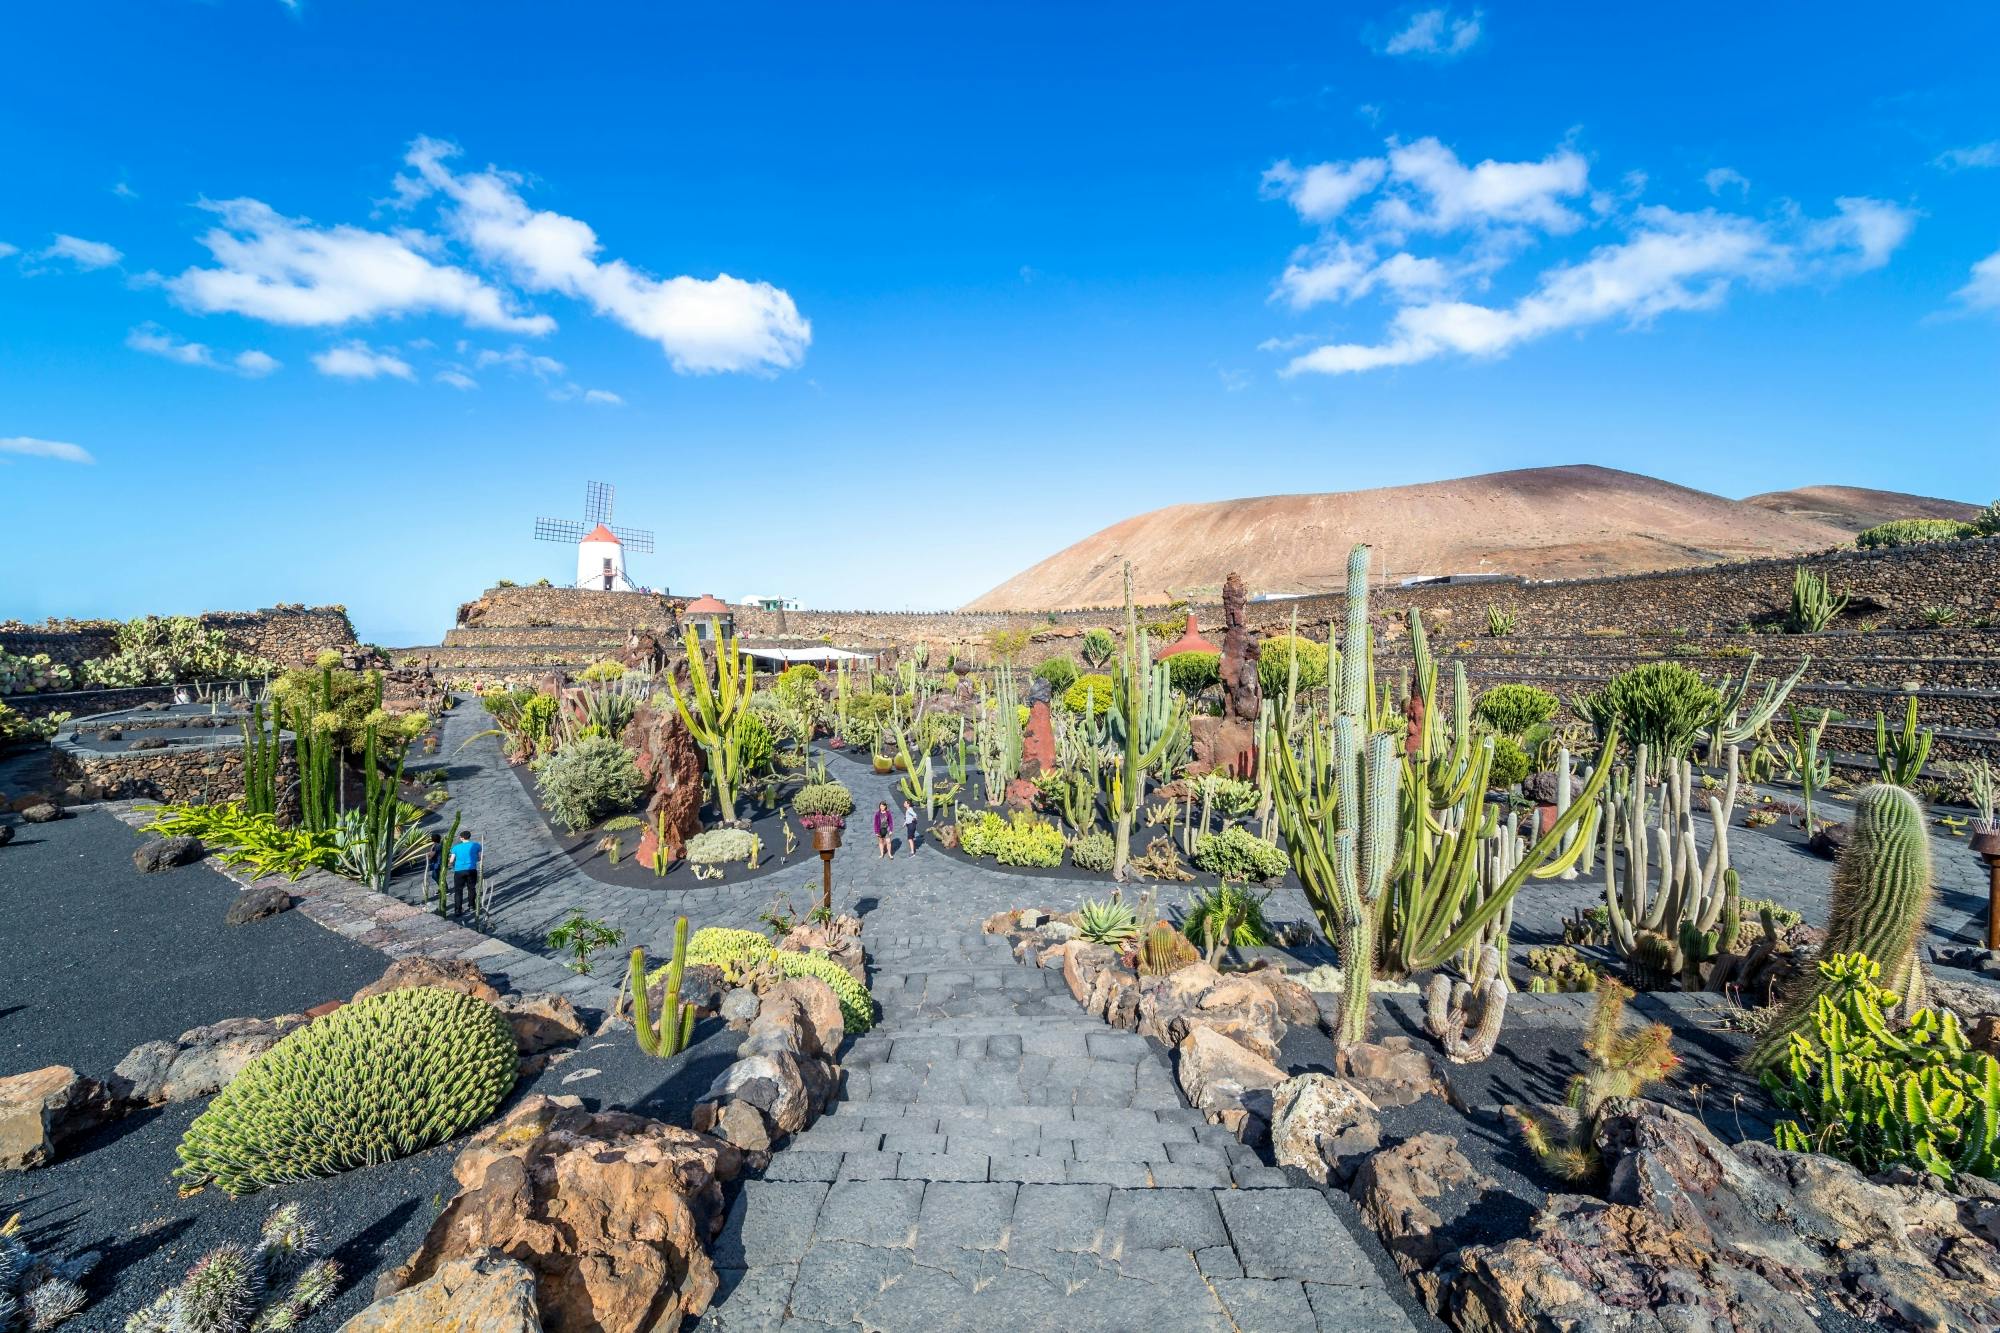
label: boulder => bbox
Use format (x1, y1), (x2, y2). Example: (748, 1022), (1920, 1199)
(1086, 965), (1142, 1031)
(132, 832), (204, 872)
(1020, 700), (1057, 778)
(1135, 963), (1283, 1062)
(344, 1252), (542, 1332)
(382, 1095), (741, 1333)
(1063, 941), (1117, 1006)
(1349, 1132), (1491, 1274)
(628, 704), (703, 864)
(761, 978), (844, 1059)
(496, 993), (587, 1056)
(108, 1015), (309, 1106)
(1335, 1036), (1455, 1109)
(0, 824), (13, 847)
(1270, 1074), (1381, 1185)
(1176, 1025), (1284, 1142)
(354, 957), (501, 1007)
(20, 803), (61, 824)
(0, 1066), (104, 1171)
(694, 1098), (774, 1154)
(777, 922), (864, 984)
(1430, 1099), (2000, 1332)
(1808, 821), (1850, 860)
(224, 885), (295, 925)
(720, 989), (761, 1027)
(698, 1051), (829, 1137)
(1240, 968), (1321, 1028)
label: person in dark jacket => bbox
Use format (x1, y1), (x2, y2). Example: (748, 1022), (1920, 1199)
(873, 801), (893, 858)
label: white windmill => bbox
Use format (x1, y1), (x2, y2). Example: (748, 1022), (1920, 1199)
(534, 481), (657, 591)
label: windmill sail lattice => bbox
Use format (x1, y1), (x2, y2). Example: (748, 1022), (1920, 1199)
(535, 482), (655, 553)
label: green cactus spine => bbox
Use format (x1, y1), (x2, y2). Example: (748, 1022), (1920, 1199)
(241, 700), (281, 818)
(1746, 784), (1936, 1072)
(1874, 694), (1934, 788)
(630, 917), (696, 1058)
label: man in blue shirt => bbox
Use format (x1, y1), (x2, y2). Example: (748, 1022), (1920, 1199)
(450, 831), (482, 919)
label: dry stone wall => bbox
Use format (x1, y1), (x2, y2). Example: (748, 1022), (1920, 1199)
(0, 606), (358, 671)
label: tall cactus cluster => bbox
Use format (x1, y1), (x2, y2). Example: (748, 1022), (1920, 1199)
(669, 619), (754, 822)
(1110, 562), (1189, 879)
(1746, 783), (1937, 1072)
(1599, 745), (1740, 988)
(1874, 694), (1934, 788)
(1424, 944), (1507, 1063)
(629, 917), (697, 1058)
(174, 986), (519, 1196)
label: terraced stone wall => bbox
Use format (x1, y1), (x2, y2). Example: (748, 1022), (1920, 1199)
(1, 606), (358, 671)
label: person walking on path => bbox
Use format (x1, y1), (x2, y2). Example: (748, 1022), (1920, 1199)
(421, 831), (445, 904)
(449, 829), (482, 918)
(903, 799), (920, 857)
(873, 801), (894, 858)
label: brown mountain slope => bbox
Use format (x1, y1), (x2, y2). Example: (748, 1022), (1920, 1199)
(965, 465), (1870, 610)
(1741, 485), (1980, 532)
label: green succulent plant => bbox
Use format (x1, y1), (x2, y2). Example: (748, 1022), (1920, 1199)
(679, 926), (874, 1032)
(174, 987), (518, 1196)
(1076, 897), (1139, 946)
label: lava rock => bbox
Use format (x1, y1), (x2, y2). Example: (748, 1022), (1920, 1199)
(1808, 821), (1850, 859)
(0, 824), (12, 848)
(19, 803), (62, 824)
(1271, 1073), (1381, 1185)
(0, 1066), (106, 1172)
(344, 1253), (542, 1332)
(224, 885), (295, 925)
(127, 737), (170, 751)
(353, 956), (500, 1006)
(108, 1015), (308, 1106)
(132, 835), (206, 873)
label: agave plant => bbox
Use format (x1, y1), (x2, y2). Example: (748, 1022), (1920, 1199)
(1076, 896), (1139, 947)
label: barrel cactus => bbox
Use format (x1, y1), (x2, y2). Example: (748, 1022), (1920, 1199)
(174, 986), (518, 1196)
(1746, 783), (1935, 1072)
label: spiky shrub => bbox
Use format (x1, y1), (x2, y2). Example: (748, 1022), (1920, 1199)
(1061, 673), (1117, 715)
(1197, 773), (1259, 817)
(1473, 684), (1559, 738)
(1069, 830), (1115, 872)
(1032, 656), (1079, 694)
(679, 927), (873, 1031)
(1181, 882), (1273, 950)
(1076, 897), (1139, 947)
(1505, 979), (1677, 1180)
(124, 1203), (341, 1333)
(792, 781), (855, 820)
(1764, 953), (2000, 1181)
(1524, 945), (1599, 993)
(1785, 565), (1850, 634)
(1254, 634), (1329, 697)
(174, 987), (518, 1196)
(687, 827), (760, 865)
(1572, 662), (1722, 762)
(1079, 628), (1117, 669)
(1747, 784), (1935, 1072)
(1424, 945), (1507, 1064)
(1874, 695), (1934, 789)
(995, 813), (1064, 867)
(531, 734), (646, 834)
(1165, 652), (1220, 696)
(1854, 518), (1977, 549)
(1190, 826), (1288, 882)
(955, 808), (1007, 858)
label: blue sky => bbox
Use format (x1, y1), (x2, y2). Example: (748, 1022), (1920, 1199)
(2, 2), (1995, 645)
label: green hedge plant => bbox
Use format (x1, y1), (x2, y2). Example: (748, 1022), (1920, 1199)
(1191, 825), (1288, 881)
(531, 734), (646, 833)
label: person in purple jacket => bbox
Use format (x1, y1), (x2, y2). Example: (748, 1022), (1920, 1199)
(873, 801), (894, 858)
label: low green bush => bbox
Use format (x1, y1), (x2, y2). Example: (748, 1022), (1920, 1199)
(142, 802), (339, 880)
(1033, 656), (1079, 694)
(1255, 634), (1329, 696)
(1487, 734), (1531, 789)
(1855, 518), (1978, 549)
(1068, 829), (1115, 872)
(996, 813), (1064, 866)
(687, 827), (760, 864)
(80, 615), (273, 687)
(1181, 882), (1273, 948)
(175, 987), (517, 1195)
(1198, 772), (1260, 816)
(681, 927), (874, 1031)
(956, 808), (1007, 858)
(1062, 674), (1116, 715)
(793, 781), (855, 818)
(1190, 825), (1288, 881)
(1474, 684), (1560, 737)
(1166, 651), (1220, 696)
(532, 734), (646, 833)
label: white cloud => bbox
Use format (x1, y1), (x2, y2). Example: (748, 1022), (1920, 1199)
(127, 323), (282, 377)
(1, 436), (94, 464)
(399, 137), (811, 375)
(435, 368), (478, 390)
(1382, 7), (1482, 58)
(1273, 239), (1452, 309)
(1956, 248), (2000, 311)
(1935, 142), (2000, 171)
(40, 234), (122, 270)
(168, 198), (552, 333)
(112, 181), (139, 200)
(312, 340), (415, 380)
(1703, 167), (1751, 197)
(582, 388), (624, 406)
(0, 241), (16, 260)
(1261, 158), (1387, 223)
(1280, 199), (1915, 376)
(1375, 137), (1590, 234)
(474, 344), (566, 378)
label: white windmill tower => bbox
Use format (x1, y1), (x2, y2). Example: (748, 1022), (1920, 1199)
(534, 481), (657, 591)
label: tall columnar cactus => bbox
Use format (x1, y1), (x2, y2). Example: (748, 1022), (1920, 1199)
(1746, 783), (1936, 1072)
(1110, 563), (1189, 879)
(669, 620), (754, 822)
(1600, 745), (1738, 984)
(1700, 654), (1811, 763)
(1874, 694), (1934, 789)
(1780, 705), (1834, 831)
(629, 917), (696, 1058)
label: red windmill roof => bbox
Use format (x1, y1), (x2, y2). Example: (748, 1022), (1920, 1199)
(582, 523), (621, 544)
(1156, 613), (1218, 658)
(685, 593), (731, 615)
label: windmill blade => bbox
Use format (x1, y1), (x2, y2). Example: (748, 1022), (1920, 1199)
(535, 517), (588, 543)
(584, 480), (615, 524)
(611, 525), (655, 554)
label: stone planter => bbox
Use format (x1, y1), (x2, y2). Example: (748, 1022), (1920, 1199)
(1971, 828), (2000, 857)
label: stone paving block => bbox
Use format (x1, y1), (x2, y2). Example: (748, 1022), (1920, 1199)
(785, 1241), (916, 1326)
(1143, 1162), (1230, 1188)
(1195, 1245), (1244, 1279)
(1304, 1281), (1420, 1332)
(915, 1180), (1019, 1254)
(987, 1154), (1068, 1185)
(1066, 1159), (1151, 1187)
(1213, 1277), (1320, 1333)
(1103, 1188), (1228, 1254)
(813, 1178), (924, 1248)
(1231, 1165), (1293, 1189)
(883, 1130), (951, 1156)
(835, 1151), (902, 1181)
(1165, 1142), (1231, 1170)
(712, 1181), (828, 1267)
(1215, 1190), (1378, 1286)
(692, 1265), (798, 1331)
(1008, 1182), (1110, 1254)
(897, 1152), (990, 1182)
(763, 1151), (842, 1182)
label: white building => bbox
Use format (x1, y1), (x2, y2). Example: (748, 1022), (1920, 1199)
(576, 524), (636, 591)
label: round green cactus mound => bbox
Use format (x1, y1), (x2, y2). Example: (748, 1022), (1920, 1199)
(175, 985), (519, 1196)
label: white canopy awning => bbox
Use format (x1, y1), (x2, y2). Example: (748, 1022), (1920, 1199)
(742, 646), (879, 666)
